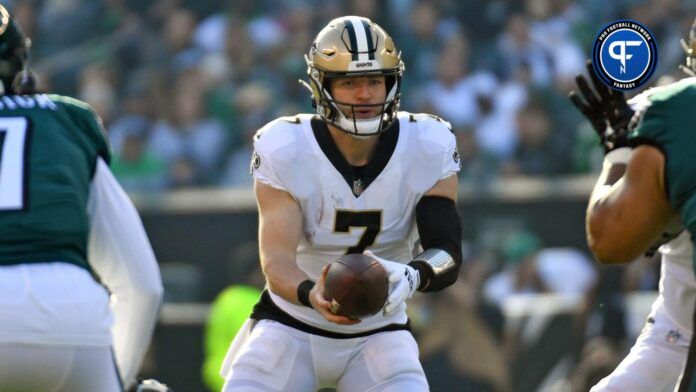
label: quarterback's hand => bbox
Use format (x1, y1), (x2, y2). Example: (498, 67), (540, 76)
(364, 250), (419, 317)
(310, 265), (360, 325)
(568, 60), (635, 153)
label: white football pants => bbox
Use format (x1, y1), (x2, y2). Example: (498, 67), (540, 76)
(591, 313), (690, 392)
(0, 344), (121, 392)
(221, 319), (429, 391)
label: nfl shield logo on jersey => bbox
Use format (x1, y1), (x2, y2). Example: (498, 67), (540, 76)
(353, 178), (364, 196)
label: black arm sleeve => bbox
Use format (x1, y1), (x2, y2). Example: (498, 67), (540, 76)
(408, 195), (462, 292)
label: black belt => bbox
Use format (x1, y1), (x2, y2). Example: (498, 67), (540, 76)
(250, 290), (411, 339)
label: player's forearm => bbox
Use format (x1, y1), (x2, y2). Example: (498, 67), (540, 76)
(258, 226), (306, 305)
(586, 148), (633, 263)
(261, 253), (311, 306)
(588, 148), (631, 209)
(587, 147), (675, 263)
(411, 195), (462, 291)
(588, 185), (636, 263)
(255, 179), (306, 303)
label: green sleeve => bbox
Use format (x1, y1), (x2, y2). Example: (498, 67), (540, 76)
(82, 107), (111, 164)
(628, 103), (666, 148)
(628, 81), (696, 211)
(628, 80), (696, 274)
(50, 94), (112, 164)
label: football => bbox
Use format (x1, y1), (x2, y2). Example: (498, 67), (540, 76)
(323, 253), (389, 319)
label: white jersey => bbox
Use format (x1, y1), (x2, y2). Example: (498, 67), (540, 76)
(251, 112), (460, 333)
(651, 231), (696, 342)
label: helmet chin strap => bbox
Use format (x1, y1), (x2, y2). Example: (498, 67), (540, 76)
(323, 87), (387, 136)
(334, 113), (382, 137)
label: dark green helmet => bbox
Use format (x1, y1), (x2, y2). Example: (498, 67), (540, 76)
(0, 4), (30, 94)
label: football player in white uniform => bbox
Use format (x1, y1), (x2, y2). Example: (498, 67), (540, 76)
(569, 54), (696, 391)
(220, 16), (463, 391)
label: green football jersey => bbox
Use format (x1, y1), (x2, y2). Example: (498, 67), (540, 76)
(0, 94), (110, 271)
(628, 77), (696, 272)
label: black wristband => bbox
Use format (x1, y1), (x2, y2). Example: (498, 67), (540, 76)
(297, 279), (315, 308)
(407, 261), (430, 291)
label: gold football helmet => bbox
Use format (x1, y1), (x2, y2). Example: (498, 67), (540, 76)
(302, 16), (404, 136)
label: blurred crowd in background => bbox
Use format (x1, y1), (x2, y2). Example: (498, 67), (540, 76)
(6, 0), (695, 390)
(5, 0), (694, 192)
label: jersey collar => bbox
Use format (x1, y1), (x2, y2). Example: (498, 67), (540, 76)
(311, 116), (399, 197)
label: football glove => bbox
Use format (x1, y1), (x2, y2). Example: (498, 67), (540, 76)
(364, 250), (419, 317)
(568, 60), (635, 153)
